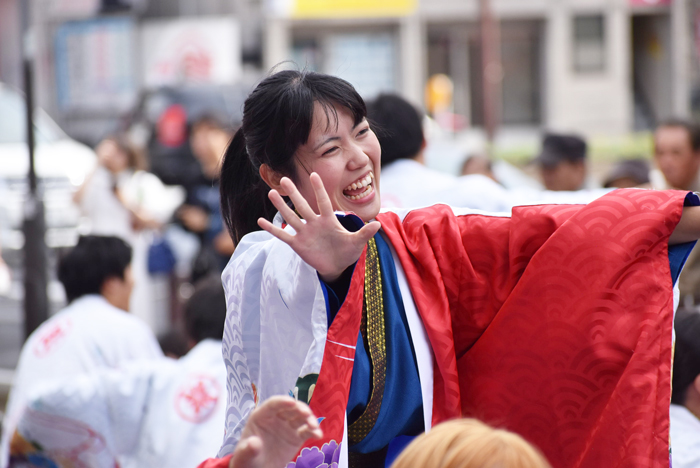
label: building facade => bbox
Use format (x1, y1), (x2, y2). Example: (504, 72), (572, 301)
(0, 0), (698, 141)
(265, 0), (694, 136)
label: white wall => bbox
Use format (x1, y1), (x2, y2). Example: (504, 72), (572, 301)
(544, 1), (632, 135)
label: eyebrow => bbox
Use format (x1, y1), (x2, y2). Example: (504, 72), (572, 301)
(312, 120), (365, 151)
(313, 136), (340, 151)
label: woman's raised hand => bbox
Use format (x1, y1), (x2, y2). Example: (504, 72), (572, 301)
(257, 173), (381, 283)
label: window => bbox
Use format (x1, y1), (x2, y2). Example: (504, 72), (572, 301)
(573, 15), (606, 73)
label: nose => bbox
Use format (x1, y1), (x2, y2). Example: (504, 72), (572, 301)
(655, 152), (672, 171)
(346, 142), (370, 170)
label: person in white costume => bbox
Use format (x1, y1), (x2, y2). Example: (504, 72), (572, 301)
(670, 308), (700, 468)
(368, 93), (509, 212)
(200, 71), (700, 468)
(73, 135), (184, 332)
(8, 276), (232, 468)
(367, 94), (609, 212)
(0, 235), (162, 468)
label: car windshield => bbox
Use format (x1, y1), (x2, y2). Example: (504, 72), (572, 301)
(0, 85), (65, 145)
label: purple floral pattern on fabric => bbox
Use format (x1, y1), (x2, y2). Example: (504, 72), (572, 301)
(286, 440), (340, 468)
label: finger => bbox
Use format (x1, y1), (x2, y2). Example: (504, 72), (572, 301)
(229, 436), (262, 468)
(297, 423), (324, 441)
(261, 395), (298, 410)
(280, 177), (318, 220)
(354, 221), (381, 245)
(268, 190), (305, 231)
(277, 405), (315, 425)
(258, 218), (296, 245)
(309, 173), (334, 217)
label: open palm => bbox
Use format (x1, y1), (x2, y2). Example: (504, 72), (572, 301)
(257, 173), (381, 283)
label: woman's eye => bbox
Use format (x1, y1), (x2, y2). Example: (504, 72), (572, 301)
(322, 146), (339, 156)
(357, 128), (370, 137)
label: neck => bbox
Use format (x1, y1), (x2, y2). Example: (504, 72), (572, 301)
(685, 387), (700, 420)
(412, 152), (425, 165)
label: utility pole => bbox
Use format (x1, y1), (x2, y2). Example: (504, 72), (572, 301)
(20, 0), (49, 340)
(479, 0), (502, 145)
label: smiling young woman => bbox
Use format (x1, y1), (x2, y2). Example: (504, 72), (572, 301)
(204, 70), (700, 468)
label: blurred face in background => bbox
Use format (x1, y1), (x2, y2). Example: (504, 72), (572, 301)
(96, 139), (130, 174)
(654, 125), (700, 190)
(190, 123), (230, 178)
(540, 160), (586, 191)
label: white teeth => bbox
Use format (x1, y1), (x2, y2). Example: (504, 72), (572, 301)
(344, 172), (375, 192)
(345, 184), (373, 200)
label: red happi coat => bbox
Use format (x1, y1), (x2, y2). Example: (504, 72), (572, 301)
(201, 188), (689, 468)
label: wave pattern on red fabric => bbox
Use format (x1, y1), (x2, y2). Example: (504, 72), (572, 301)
(378, 189), (686, 468)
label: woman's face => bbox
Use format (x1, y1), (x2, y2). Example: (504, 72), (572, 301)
(97, 139), (129, 174)
(291, 103), (382, 222)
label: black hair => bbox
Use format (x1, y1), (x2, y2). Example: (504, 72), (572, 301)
(183, 275), (227, 342)
(671, 308), (700, 405)
(57, 235), (132, 303)
(366, 93), (424, 167)
(191, 112), (233, 133)
(219, 70), (367, 244)
(657, 118), (700, 152)
(157, 329), (190, 359)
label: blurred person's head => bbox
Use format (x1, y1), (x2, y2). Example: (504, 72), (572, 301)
(672, 308), (700, 419)
(534, 133), (587, 191)
(653, 119), (700, 190)
(460, 153), (497, 182)
(190, 113), (233, 178)
(157, 329), (190, 359)
(367, 93), (425, 166)
(58, 235), (133, 311)
(96, 135), (147, 174)
(602, 158), (650, 188)
(390, 419), (551, 468)
(183, 275), (227, 347)
(220, 70), (380, 244)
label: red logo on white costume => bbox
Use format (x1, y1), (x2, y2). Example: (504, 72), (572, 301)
(33, 318), (72, 357)
(175, 374), (220, 423)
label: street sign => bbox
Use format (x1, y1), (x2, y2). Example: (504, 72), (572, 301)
(141, 18), (241, 88)
(55, 17), (137, 112)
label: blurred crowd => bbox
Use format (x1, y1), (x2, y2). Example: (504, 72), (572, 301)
(4, 86), (700, 468)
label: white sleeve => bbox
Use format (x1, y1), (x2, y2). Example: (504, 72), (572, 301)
(217, 230), (326, 457)
(123, 317), (164, 361)
(18, 361), (164, 458)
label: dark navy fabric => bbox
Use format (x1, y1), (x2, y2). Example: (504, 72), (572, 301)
(670, 243), (695, 285)
(320, 231), (424, 458)
(670, 191), (700, 285)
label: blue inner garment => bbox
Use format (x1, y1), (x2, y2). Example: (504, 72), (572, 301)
(321, 232), (424, 461)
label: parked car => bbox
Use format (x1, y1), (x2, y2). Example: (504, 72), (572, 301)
(0, 83), (96, 250)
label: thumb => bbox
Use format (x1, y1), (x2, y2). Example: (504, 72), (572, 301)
(229, 436), (263, 468)
(355, 221), (381, 245)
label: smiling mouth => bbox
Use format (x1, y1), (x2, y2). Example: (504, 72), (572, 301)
(342, 171), (374, 201)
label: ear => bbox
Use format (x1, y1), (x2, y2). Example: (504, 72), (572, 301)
(100, 276), (114, 296)
(259, 164), (288, 195)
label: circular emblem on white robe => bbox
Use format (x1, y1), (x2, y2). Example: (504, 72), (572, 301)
(33, 317), (73, 357)
(174, 374), (221, 423)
